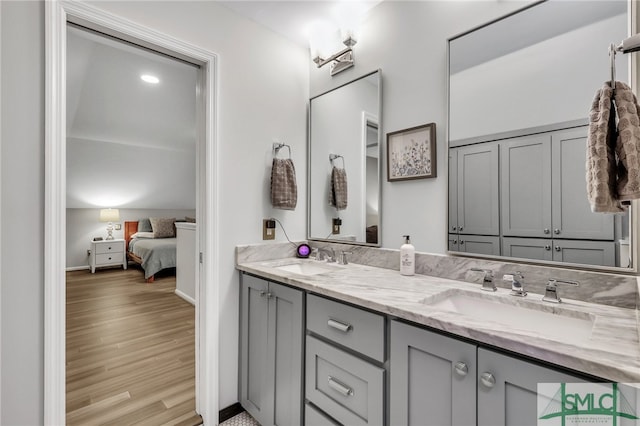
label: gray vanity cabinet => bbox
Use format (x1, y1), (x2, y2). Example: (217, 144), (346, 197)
(477, 348), (584, 426)
(390, 320), (477, 426)
(502, 237), (553, 261)
(454, 143), (500, 236)
(456, 235), (500, 256)
(240, 273), (304, 426)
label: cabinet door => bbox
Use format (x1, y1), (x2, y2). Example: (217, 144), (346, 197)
(240, 274), (270, 424)
(552, 239), (615, 267)
(448, 234), (460, 252)
(458, 235), (500, 256)
(267, 282), (304, 426)
(457, 143), (500, 235)
(449, 149), (459, 233)
(552, 127), (614, 240)
(502, 237), (553, 261)
(477, 348), (584, 426)
(390, 321), (476, 426)
(501, 135), (552, 237)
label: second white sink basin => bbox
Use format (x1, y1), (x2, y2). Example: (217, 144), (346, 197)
(274, 261), (336, 276)
(422, 289), (594, 345)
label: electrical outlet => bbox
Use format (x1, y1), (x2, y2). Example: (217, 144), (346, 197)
(87, 249), (91, 256)
(263, 219), (276, 240)
(332, 218), (342, 235)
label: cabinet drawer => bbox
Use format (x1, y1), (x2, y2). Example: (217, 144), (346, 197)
(307, 294), (385, 362)
(305, 402), (340, 426)
(95, 242), (123, 254)
(95, 252), (123, 265)
(306, 335), (384, 426)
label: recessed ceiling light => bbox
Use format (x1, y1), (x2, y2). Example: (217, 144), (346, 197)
(140, 74), (159, 84)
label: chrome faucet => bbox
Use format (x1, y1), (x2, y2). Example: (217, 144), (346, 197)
(337, 251), (351, 265)
(471, 268), (496, 292)
(317, 248), (336, 263)
(507, 272), (527, 297)
(543, 278), (579, 303)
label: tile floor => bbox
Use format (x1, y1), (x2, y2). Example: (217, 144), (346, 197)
(220, 411), (260, 426)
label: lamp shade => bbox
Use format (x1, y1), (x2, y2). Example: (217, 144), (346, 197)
(99, 208), (120, 223)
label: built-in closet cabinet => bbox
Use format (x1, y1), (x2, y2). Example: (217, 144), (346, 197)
(239, 274), (304, 426)
(449, 144), (500, 257)
(390, 320), (585, 426)
(500, 127), (613, 240)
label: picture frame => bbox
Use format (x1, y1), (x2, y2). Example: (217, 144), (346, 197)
(386, 123), (437, 182)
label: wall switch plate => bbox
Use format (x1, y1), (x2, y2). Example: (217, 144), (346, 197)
(332, 218), (341, 235)
(263, 219), (275, 240)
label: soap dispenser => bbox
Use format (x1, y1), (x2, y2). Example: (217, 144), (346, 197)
(400, 235), (415, 276)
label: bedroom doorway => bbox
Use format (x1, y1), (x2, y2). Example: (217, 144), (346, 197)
(46, 2), (219, 425)
(65, 23), (200, 425)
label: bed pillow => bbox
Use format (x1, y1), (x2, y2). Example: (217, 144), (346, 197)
(185, 216), (196, 223)
(138, 218), (153, 232)
(131, 231), (155, 239)
(149, 217), (176, 238)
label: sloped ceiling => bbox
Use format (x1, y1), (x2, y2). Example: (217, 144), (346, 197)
(66, 25), (197, 209)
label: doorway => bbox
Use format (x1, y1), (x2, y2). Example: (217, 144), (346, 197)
(65, 23), (199, 424)
(45, 2), (219, 424)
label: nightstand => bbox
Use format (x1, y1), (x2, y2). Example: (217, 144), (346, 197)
(89, 239), (127, 273)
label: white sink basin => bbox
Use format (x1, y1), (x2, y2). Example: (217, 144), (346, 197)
(273, 261), (336, 276)
(422, 290), (594, 345)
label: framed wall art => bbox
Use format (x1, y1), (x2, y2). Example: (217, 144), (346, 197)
(387, 123), (436, 182)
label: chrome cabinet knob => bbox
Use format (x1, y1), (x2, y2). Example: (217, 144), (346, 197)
(454, 362), (468, 377)
(554, 229), (560, 235)
(452, 226), (457, 231)
(554, 246), (561, 252)
(459, 226), (464, 232)
(544, 245), (551, 251)
(480, 372), (496, 388)
(460, 240), (464, 245)
(543, 228), (550, 234)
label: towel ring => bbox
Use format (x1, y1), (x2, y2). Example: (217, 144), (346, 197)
(273, 142), (291, 159)
(329, 153), (345, 168)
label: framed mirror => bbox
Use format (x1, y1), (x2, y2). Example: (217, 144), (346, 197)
(447, 0), (634, 270)
(308, 70), (382, 246)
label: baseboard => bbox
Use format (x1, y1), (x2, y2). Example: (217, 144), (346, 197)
(65, 265), (90, 272)
(174, 289), (196, 305)
(219, 402), (244, 423)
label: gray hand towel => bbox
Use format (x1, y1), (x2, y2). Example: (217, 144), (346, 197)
(613, 81), (640, 201)
(328, 167), (348, 210)
(270, 158), (297, 210)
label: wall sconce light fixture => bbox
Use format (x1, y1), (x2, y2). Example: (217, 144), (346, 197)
(309, 4), (364, 76)
(311, 32), (357, 76)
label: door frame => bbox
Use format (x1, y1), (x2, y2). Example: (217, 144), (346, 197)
(45, 1), (219, 424)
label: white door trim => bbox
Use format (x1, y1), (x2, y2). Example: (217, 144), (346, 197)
(44, 1), (219, 424)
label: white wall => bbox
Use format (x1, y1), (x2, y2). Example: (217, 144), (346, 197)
(1, 2), (44, 424)
(1, 0), (308, 422)
(310, 0), (533, 254)
(66, 208), (196, 268)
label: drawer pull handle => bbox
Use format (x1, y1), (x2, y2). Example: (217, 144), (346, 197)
(454, 361), (468, 377)
(327, 319), (352, 333)
(327, 376), (354, 397)
(259, 291), (272, 299)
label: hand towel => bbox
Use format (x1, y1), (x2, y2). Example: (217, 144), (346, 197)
(586, 82), (625, 213)
(328, 166), (348, 210)
(270, 158), (297, 210)
(613, 81), (640, 202)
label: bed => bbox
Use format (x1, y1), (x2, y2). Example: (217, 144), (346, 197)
(125, 220), (177, 283)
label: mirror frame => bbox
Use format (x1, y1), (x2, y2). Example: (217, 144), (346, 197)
(307, 69), (383, 247)
(445, 0), (638, 274)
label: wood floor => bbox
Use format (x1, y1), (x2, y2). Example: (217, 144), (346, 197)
(66, 267), (202, 425)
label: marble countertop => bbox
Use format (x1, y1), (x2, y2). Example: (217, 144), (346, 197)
(236, 257), (640, 383)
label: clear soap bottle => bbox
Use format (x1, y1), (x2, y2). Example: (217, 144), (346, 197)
(400, 235), (415, 276)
